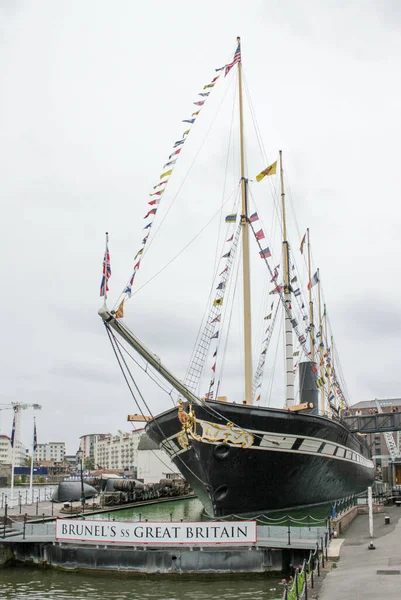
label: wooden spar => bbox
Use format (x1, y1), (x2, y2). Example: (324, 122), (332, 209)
(307, 228), (315, 362)
(279, 151), (294, 406)
(237, 37), (253, 405)
(317, 269), (325, 413)
(98, 306), (202, 407)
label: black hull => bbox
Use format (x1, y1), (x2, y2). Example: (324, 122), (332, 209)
(146, 400), (375, 517)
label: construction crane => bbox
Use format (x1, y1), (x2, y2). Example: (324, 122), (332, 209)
(375, 399), (401, 462)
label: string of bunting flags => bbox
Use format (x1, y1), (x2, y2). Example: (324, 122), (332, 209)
(114, 72), (229, 318)
(113, 40), (246, 319)
(204, 219), (242, 399)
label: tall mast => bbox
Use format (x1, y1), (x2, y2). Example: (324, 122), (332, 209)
(317, 270), (325, 413)
(331, 334), (336, 406)
(324, 303), (331, 405)
(237, 37), (252, 405)
(307, 228), (315, 362)
(279, 151), (294, 406)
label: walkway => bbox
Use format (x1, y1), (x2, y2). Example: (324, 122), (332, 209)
(320, 504), (401, 599)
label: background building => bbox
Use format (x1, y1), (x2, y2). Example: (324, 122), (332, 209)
(351, 397), (401, 483)
(35, 442), (65, 464)
(79, 433), (109, 461)
(0, 436), (26, 467)
(85, 428), (179, 482)
(0, 435), (11, 465)
(136, 434), (180, 483)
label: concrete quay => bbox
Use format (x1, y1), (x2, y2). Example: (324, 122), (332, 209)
(319, 504), (401, 599)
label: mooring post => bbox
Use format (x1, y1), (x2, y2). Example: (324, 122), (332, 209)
(36, 498), (39, 516)
(316, 543), (320, 577)
(23, 514), (27, 540)
(295, 568), (299, 599)
(304, 559), (308, 600)
(19, 492), (22, 514)
(3, 503), (8, 538)
(321, 537), (325, 568)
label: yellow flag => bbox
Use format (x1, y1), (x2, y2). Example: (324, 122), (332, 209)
(256, 161), (277, 182)
(116, 299), (125, 319)
(300, 232), (306, 254)
(160, 169), (173, 179)
(213, 298), (223, 307)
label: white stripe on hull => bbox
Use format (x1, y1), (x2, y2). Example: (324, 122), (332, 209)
(160, 420), (374, 470)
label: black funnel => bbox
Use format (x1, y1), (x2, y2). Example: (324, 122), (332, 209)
(299, 362), (319, 415)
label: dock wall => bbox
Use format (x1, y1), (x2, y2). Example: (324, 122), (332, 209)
(8, 542), (307, 574)
(332, 504), (384, 536)
(0, 543), (14, 567)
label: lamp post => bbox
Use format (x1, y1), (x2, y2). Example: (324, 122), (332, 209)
(77, 449), (85, 514)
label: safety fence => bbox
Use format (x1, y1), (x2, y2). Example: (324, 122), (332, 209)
(2, 516), (330, 544)
(281, 533), (329, 600)
(0, 487), (56, 510)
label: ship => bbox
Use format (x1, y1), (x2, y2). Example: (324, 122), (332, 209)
(99, 38), (375, 517)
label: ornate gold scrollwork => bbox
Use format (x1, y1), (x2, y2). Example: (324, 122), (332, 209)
(199, 420), (254, 448)
(176, 399), (254, 449)
(177, 399), (200, 448)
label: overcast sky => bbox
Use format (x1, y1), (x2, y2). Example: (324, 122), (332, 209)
(1, 1), (400, 454)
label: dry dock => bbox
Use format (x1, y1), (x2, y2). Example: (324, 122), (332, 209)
(1, 496), (330, 574)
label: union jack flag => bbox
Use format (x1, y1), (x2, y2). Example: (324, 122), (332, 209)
(10, 413), (15, 448)
(33, 418), (38, 451)
(100, 241), (111, 297)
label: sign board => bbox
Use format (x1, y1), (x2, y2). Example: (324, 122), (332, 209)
(56, 519), (257, 545)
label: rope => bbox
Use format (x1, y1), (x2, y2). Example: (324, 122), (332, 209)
(104, 324), (209, 487)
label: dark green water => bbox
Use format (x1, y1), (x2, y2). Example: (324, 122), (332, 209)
(88, 497), (331, 525)
(87, 497), (204, 522)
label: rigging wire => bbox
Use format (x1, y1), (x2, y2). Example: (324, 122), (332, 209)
(103, 59), (353, 462)
(114, 72), (237, 312)
(105, 324), (209, 486)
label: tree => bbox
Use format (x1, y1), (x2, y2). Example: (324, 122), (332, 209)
(84, 457), (95, 470)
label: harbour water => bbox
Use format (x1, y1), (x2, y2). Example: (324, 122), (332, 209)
(0, 567), (282, 600)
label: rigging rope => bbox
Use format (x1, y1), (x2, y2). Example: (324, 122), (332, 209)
(104, 323), (209, 486)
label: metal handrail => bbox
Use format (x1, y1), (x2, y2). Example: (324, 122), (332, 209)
(282, 534), (330, 600)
